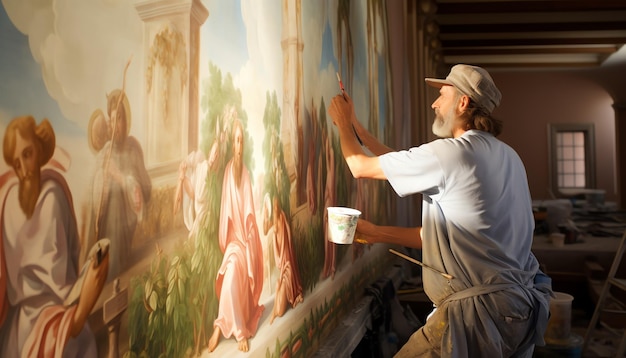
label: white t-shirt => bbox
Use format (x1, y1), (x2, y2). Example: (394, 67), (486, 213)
(379, 130), (539, 304)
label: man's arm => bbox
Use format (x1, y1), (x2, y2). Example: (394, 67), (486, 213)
(328, 93), (386, 180)
(351, 117), (394, 156)
(355, 218), (422, 249)
(71, 252), (109, 337)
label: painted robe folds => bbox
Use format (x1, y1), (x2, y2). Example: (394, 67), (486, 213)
(215, 159), (264, 341)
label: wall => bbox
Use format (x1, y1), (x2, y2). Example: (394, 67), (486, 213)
(0, 1), (405, 357)
(493, 71), (617, 202)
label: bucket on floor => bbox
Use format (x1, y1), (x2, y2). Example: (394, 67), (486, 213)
(545, 292), (574, 343)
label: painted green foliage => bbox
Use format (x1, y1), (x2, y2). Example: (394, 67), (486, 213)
(125, 60), (358, 357)
(126, 62), (254, 358)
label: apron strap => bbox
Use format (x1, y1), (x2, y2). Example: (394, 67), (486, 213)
(440, 283), (517, 306)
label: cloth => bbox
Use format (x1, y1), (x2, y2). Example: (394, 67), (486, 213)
(214, 159), (264, 341)
(273, 209), (303, 306)
(379, 130), (552, 357)
(0, 170), (97, 357)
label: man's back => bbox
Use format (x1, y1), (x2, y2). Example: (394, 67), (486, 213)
(419, 130), (537, 301)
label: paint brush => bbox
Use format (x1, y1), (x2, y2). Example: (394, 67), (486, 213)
(336, 72), (364, 146)
(389, 248), (454, 280)
(336, 72), (347, 99)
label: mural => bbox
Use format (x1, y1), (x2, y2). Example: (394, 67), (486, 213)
(0, 0), (397, 356)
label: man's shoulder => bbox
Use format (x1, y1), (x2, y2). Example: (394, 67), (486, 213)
(125, 135), (141, 146)
(40, 169), (72, 204)
(41, 168), (69, 186)
(422, 137), (466, 155)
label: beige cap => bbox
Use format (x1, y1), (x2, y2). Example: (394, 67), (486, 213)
(425, 64), (502, 113)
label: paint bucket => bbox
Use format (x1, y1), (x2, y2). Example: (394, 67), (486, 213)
(545, 292), (574, 343)
(327, 207), (360, 244)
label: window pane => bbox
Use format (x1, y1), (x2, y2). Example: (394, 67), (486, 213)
(563, 174), (575, 187)
(573, 132), (584, 145)
(574, 147), (585, 159)
(575, 174), (585, 187)
(562, 132), (573, 146)
(563, 160), (574, 173)
(563, 147), (574, 160)
(575, 160), (585, 173)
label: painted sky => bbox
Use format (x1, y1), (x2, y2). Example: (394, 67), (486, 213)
(0, 0), (383, 198)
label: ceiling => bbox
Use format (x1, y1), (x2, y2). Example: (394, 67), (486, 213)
(431, 0), (626, 72)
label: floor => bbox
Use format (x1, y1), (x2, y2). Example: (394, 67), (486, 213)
(379, 264), (626, 358)
(565, 307), (625, 358)
(539, 270), (626, 358)
(396, 289), (625, 358)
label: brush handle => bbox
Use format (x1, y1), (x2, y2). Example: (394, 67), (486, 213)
(389, 248), (453, 280)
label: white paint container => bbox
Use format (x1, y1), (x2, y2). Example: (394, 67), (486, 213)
(327, 207), (361, 244)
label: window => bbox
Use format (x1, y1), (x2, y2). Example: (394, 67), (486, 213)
(549, 123), (595, 196)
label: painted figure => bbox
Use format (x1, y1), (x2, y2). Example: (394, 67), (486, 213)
(263, 195), (304, 324)
(174, 150), (210, 243)
(0, 116), (109, 357)
(91, 90), (152, 279)
(208, 119), (264, 353)
(306, 106), (320, 215)
(173, 112), (227, 244)
(322, 129), (337, 279)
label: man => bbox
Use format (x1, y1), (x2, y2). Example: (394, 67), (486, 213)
(328, 64), (552, 357)
(0, 116), (109, 357)
(208, 119), (264, 353)
(91, 89), (152, 279)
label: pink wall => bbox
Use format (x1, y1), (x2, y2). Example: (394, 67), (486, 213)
(492, 71), (616, 202)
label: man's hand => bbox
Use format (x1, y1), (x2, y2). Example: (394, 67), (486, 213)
(71, 249), (109, 337)
(355, 218), (379, 244)
(354, 219), (423, 249)
(328, 93), (355, 130)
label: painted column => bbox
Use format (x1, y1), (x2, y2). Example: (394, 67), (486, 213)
(135, 0), (209, 180)
(281, 0), (305, 209)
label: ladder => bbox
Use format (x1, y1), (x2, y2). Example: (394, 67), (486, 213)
(582, 229), (626, 357)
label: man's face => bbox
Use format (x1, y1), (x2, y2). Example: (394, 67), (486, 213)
(12, 130), (41, 218)
(13, 130), (38, 182)
(431, 85), (461, 138)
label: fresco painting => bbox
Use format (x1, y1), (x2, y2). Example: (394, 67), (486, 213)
(0, 0), (397, 356)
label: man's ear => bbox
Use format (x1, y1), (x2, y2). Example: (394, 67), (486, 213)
(457, 95), (470, 112)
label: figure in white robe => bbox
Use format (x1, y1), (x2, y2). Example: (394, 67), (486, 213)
(1, 116), (108, 357)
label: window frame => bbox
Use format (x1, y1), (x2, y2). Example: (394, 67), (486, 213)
(548, 123), (596, 197)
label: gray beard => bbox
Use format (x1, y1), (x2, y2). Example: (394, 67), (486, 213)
(432, 110), (455, 138)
